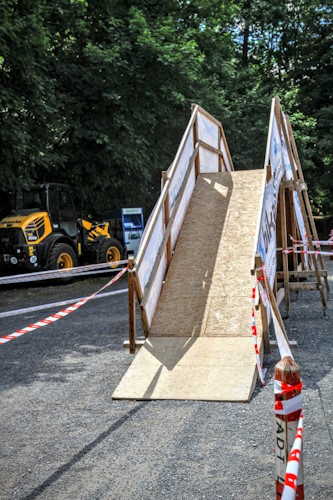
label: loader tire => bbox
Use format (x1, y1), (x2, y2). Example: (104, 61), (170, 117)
(47, 243), (78, 277)
(98, 238), (124, 268)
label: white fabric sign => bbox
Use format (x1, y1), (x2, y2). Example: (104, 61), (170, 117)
(197, 112), (219, 149)
(199, 147), (219, 173)
(258, 178), (279, 288)
(137, 211), (167, 328)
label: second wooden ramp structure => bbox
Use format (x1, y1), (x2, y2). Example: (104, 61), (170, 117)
(113, 169), (264, 401)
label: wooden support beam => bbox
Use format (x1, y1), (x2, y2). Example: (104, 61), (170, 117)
(162, 171), (172, 266)
(283, 282), (319, 291)
(128, 256), (136, 354)
(277, 100), (327, 310)
(218, 126), (222, 172)
(270, 340), (298, 348)
(192, 104), (200, 178)
(283, 180), (307, 191)
(198, 139), (222, 157)
(123, 340), (145, 349)
(276, 270), (327, 279)
(279, 183), (290, 313)
(254, 255), (270, 353)
(285, 114), (330, 296)
(277, 288), (285, 306)
(255, 254), (290, 344)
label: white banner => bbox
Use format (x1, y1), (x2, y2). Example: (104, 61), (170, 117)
(270, 114), (284, 186)
(258, 178), (279, 289)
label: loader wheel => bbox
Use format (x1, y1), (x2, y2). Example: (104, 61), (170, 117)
(98, 238), (124, 268)
(47, 243), (78, 275)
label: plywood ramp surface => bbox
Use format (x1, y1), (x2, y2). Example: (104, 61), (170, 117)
(113, 170), (264, 401)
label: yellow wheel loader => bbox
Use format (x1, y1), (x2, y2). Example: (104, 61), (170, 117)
(0, 183), (124, 273)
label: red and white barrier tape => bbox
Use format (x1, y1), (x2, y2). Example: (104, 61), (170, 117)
(290, 236), (333, 246)
(282, 247), (332, 256)
(281, 411), (304, 500)
(251, 286), (265, 385)
(0, 288), (128, 319)
(0, 260), (128, 285)
(0, 266), (128, 346)
(274, 394), (303, 416)
(274, 379), (303, 395)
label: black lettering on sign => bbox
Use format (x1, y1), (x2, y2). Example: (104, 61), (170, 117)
(276, 420), (284, 434)
(263, 201), (277, 254)
(276, 435), (285, 463)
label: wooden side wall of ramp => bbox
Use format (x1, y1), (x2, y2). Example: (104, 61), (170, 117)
(113, 169), (264, 401)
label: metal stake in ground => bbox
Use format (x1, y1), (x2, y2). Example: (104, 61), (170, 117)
(274, 356), (304, 499)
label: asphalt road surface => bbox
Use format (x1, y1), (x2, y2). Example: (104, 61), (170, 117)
(0, 260), (332, 499)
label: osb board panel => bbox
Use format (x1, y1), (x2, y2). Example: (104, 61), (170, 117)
(149, 170), (264, 338)
(112, 337), (263, 402)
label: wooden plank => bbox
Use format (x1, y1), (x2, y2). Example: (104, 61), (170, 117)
(123, 340), (145, 349)
(162, 171), (172, 266)
(284, 180), (307, 191)
(114, 170), (266, 402)
(149, 170), (264, 338)
(276, 270), (327, 279)
(218, 127), (222, 172)
(198, 139), (222, 157)
(255, 253), (290, 344)
(192, 104), (200, 178)
(277, 288), (285, 306)
(128, 256), (136, 353)
(251, 165), (269, 274)
(279, 183), (290, 313)
(113, 337), (261, 402)
(287, 282), (319, 291)
(255, 255), (270, 353)
(270, 340), (298, 348)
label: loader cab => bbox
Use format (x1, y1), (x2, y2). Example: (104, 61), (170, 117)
(18, 184), (78, 238)
(46, 184), (77, 238)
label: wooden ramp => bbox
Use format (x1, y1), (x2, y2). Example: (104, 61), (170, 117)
(113, 170), (264, 401)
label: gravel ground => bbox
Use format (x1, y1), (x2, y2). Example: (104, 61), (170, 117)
(0, 260), (332, 499)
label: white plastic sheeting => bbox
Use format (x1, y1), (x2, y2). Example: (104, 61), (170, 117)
(197, 112), (220, 173)
(137, 210), (167, 327)
(199, 148), (219, 173)
(197, 112), (219, 148)
(136, 106), (232, 330)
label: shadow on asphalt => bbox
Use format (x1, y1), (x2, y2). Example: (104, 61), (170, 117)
(23, 402), (147, 500)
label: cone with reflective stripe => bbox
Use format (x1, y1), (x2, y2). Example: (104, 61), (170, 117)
(275, 356), (304, 499)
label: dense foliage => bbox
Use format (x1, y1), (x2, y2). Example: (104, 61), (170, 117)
(0, 0), (332, 217)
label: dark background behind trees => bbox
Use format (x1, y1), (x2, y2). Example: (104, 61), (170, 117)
(0, 0), (332, 219)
